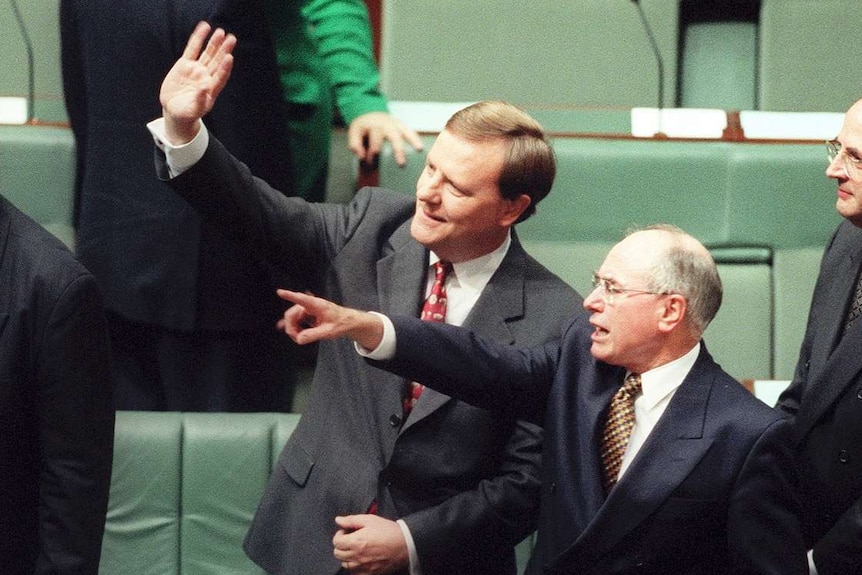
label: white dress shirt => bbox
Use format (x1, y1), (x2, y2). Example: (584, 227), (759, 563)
(146, 117), (208, 178)
(617, 343), (700, 479)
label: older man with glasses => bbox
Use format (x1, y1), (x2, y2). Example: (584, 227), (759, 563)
(276, 224), (808, 575)
(778, 98), (862, 575)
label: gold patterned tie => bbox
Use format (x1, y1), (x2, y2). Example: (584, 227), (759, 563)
(403, 261), (453, 415)
(600, 373), (642, 493)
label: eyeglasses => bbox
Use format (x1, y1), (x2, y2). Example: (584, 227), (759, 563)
(590, 273), (666, 305)
(826, 139), (862, 178)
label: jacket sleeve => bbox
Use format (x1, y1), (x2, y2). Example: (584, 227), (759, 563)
(404, 419), (542, 573)
(303, 0), (388, 123)
(35, 271), (114, 574)
(726, 417), (808, 575)
(813, 497), (862, 574)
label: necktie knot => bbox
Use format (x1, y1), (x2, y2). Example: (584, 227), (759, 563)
(620, 373), (643, 400)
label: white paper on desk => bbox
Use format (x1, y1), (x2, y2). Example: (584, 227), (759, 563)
(739, 111), (843, 140)
(751, 380), (792, 408)
(631, 107), (727, 138)
(388, 101), (476, 133)
(0, 97), (28, 125)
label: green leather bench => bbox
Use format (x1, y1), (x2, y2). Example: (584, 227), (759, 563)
(0, 125), (76, 248)
(380, 0), (680, 108)
(759, 0), (862, 113)
(99, 412), (298, 575)
(0, 1), (67, 123)
(100, 411), (534, 574)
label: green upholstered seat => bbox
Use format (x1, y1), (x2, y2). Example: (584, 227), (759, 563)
(0, 125), (76, 248)
(99, 412), (301, 575)
(380, 0), (680, 108)
(0, 1), (66, 123)
(759, 0), (862, 112)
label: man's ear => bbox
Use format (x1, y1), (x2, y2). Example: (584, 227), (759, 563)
(657, 293), (687, 333)
(499, 194), (531, 226)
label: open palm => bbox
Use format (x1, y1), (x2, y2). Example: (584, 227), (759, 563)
(160, 22), (236, 141)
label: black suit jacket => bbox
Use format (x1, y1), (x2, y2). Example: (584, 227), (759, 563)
(0, 195), (114, 574)
(779, 219), (862, 574)
(60, 0), (292, 331)
(159, 136), (581, 575)
(378, 312), (808, 575)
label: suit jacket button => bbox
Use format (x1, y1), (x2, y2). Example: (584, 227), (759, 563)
(389, 414), (402, 427)
(856, 387), (862, 400)
(839, 450), (850, 464)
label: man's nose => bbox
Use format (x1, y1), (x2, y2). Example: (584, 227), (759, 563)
(584, 286), (603, 311)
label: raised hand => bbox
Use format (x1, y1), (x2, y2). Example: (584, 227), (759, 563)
(159, 22), (237, 145)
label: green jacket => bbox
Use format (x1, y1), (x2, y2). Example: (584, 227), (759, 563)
(265, 0), (388, 200)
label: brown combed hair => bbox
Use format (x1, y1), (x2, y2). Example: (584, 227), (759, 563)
(445, 101), (555, 223)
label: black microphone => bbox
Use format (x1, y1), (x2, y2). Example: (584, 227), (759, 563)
(9, 0), (35, 123)
(630, 0), (665, 137)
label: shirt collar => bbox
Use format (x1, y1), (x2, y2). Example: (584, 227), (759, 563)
(429, 232), (511, 291)
(633, 342), (701, 411)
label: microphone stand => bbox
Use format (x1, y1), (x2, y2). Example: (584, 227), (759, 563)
(10, 0), (35, 124)
(630, 0), (666, 138)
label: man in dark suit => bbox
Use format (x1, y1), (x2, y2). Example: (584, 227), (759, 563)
(279, 225), (808, 575)
(150, 24), (579, 575)
(60, 0), (296, 411)
(777, 98), (862, 574)
(0, 194), (114, 574)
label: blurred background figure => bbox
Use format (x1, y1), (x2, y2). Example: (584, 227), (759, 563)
(61, 0), (296, 412)
(264, 0), (422, 203)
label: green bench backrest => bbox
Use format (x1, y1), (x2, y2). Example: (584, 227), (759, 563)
(380, 0), (680, 108)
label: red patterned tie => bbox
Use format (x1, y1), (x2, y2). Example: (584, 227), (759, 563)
(403, 261), (453, 415)
(600, 373), (642, 493)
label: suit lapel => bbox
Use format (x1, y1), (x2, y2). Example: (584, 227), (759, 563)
(809, 244), (860, 382)
(562, 349), (715, 562)
(402, 240), (528, 430)
(375, 237), (427, 431)
(795, 233), (862, 442)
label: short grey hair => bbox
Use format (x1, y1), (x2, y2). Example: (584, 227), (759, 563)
(630, 224), (723, 335)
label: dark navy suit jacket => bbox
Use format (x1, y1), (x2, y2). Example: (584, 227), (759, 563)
(379, 312), (808, 575)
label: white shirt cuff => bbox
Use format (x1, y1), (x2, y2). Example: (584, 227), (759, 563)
(396, 519), (422, 575)
(807, 549), (818, 575)
(354, 312), (396, 360)
(146, 117), (209, 178)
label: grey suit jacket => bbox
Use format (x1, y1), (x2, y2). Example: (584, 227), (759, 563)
(779, 219), (862, 574)
(160, 136), (581, 575)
